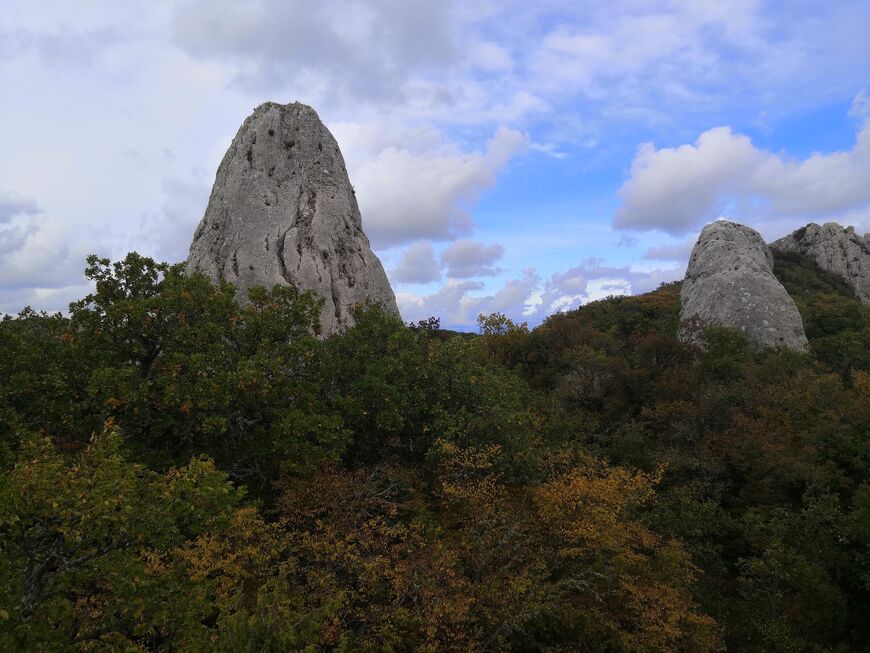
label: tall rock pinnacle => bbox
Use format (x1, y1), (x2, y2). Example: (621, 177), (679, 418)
(679, 220), (808, 351)
(186, 102), (399, 335)
(771, 222), (870, 304)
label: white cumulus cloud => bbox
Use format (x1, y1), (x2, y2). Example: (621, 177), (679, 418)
(351, 127), (528, 247)
(397, 258), (680, 330)
(391, 241), (441, 284)
(0, 191), (42, 223)
(441, 239), (504, 278)
(171, 0), (458, 108)
(615, 120), (870, 235)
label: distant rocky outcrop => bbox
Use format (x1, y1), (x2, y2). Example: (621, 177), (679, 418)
(771, 222), (870, 304)
(679, 220), (808, 350)
(186, 101), (399, 336)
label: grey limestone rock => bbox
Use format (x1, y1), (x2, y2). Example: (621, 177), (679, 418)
(679, 220), (808, 351)
(771, 222), (870, 304)
(186, 101), (399, 336)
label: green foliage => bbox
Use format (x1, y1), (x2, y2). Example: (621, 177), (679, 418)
(774, 250), (870, 377)
(699, 326), (753, 382)
(2, 252), (869, 650)
(61, 253), (344, 489)
(0, 308), (97, 464)
(319, 305), (542, 481)
(503, 276), (870, 651)
(0, 427), (243, 649)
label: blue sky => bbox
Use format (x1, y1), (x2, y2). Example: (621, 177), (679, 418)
(1, 1), (869, 329)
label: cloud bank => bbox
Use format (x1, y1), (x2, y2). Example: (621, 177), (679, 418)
(351, 128), (527, 247)
(2, 1), (870, 326)
(615, 119), (870, 236)
(398, 259), (680, 330)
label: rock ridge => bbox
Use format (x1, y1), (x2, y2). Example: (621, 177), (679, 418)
(771, 222), (870, 304)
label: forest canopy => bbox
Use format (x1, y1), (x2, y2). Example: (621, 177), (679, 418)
(1, 252), (868, 651)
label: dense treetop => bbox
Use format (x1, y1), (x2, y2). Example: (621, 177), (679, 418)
(1, 252), (868, 651)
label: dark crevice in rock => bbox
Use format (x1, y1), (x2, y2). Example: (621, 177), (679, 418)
(330, 273), (342, 322)
(275, 229), (293, 287)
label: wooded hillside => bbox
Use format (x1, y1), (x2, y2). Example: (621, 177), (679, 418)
(1, 252), (868, 651)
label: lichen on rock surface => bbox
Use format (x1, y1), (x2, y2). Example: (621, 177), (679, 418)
(186, 101), (399, 336)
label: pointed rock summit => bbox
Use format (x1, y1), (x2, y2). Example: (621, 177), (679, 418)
(679, 220), (808, 350)
(771, 222), (870, 304)
(186, 102), (399, 335)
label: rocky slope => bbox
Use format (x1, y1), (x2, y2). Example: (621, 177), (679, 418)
(679, 220), (808, 350)
(187, 101), (399, 336)
(771, 222), (870, 304)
